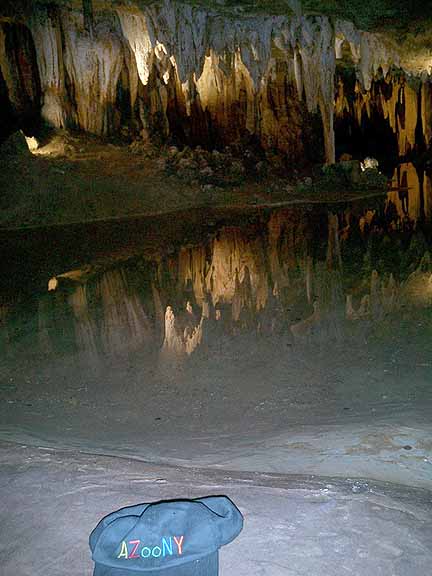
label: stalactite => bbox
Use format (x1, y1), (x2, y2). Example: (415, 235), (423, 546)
(336, 71), (431, 158)
(62, 12), (125, 135)
(29, 8), (65, 129)
(421, 79), (432, 148)
(82, 0), (94, 35)
(397, 81), (418, 155)
(4, 1), (432, 166)
(11, 2), (347, 162)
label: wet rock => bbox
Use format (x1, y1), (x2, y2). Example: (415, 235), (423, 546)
(168, 146), (179, 157)
(361, 157), (380, 172)
(212, 150), (222, 162)
(255, 161), (267, 175)
(140, 128), (151, 142)
(25, 136), (39, 151)
(230, 160), (245, 175)
(338, 159), (362, 184)
(0, 131), (31, 158)
(201, 183), (214, 192)
(199, 166), (214, 179)
(351, 481), (369, 494)
(155, 157), (167, 170)
(129, 140), (153, 155)
(177, 157), (198, 171)
(177, 146), (192, 161)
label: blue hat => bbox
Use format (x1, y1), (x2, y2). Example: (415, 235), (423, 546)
(89, 496), (243, 576)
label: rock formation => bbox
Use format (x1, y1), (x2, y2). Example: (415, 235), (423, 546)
(1, 1), (431, 163)
(0, 18), (40, 137)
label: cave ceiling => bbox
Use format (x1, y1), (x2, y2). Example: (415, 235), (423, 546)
(1, 0), (432, 162)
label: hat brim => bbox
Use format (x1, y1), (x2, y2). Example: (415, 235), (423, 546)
(93, 552), (218, 576)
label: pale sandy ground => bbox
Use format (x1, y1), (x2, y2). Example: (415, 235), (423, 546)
(1, 441), (432, 576)
(1, 329), (432, 487)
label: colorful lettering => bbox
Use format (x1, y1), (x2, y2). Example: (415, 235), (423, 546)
(129, 540), (140, 559)
(117, 541), (129, 559)
(162, 537), (173, 556)
(173, 536), (184, 555)
(152, 546), (162, 558)
(117, 536), (184, 561)
(141, 547), (151, 558)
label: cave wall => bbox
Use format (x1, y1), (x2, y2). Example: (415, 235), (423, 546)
(1, 1), (432, 163)
(0, 18), (41, 139)
(335, 68), (432, 162)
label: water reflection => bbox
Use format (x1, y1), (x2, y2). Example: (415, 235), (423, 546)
(1, 163), (432, 373)
(387, 162), (432, 224)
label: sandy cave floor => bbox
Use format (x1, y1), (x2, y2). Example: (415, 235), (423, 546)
(1, 327), (432, 575)
(1, 441), (432, 576)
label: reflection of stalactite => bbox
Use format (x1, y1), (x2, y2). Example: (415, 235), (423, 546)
(37, 298), (53, 354)
(151, 278), (165, 345)
(97, 269), (151, 356)
(401, 266), (432, 308)
(346, 294), (370, 320)
(364, 270), (399, 319)
(381, 273), (398, 313)
(8, 203), (432, 367)
(231, 266), (255, 326)
(179, 228), (269, 317)
(161, 304), (205, 358)
(290, 301), (320, 340)
(387, 163), (422, 223)
(177, 246), (208, 307)
(423, 171), (432, 221)
(370, 270), (382, 320)
(0, 305), (10, 353)
(305, 255), (313, 303)
(326, 213), (342, 270)
(162, 305), (185, 357)
(68, 284), (99, 359)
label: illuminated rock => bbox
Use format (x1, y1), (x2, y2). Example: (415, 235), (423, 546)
(360, 158), (379, 172)
(161, 304), (204, 358)
(162, 305), (185, 357)
(29, 7), (65, 129)
(48, 277), (58, 291)
(401, 255), (432, 308)
(4, 1), (432, 163)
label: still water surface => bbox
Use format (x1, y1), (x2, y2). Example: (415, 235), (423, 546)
(1, 163), (432, 377)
